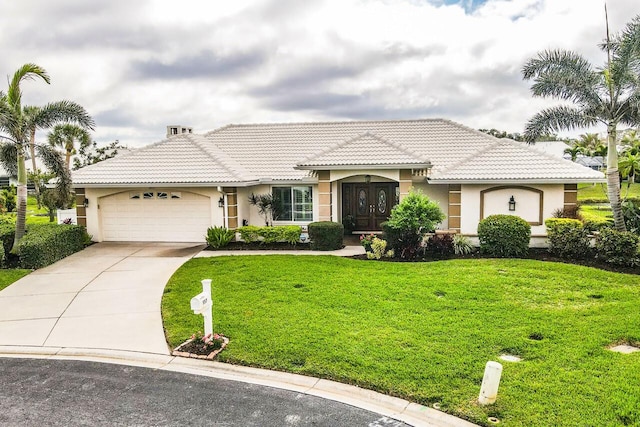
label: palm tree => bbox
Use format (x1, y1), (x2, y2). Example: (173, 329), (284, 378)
(619, 152), (640, 197)
(48, 124), (91, 170)
(522, 13), (640, 232)
(0, 63), (94, 250)
(621, 129), (640, 155)
(576, 133), (603, 156)
(564, 143), (584, 162)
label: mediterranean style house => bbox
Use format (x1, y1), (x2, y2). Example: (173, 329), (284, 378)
(72, 119), (604, 244)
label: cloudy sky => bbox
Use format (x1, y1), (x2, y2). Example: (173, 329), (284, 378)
(0, 0), (638, 147)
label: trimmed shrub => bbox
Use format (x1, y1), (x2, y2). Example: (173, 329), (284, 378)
(452, 234), (474, 255)
(308, 221), (343, 250)
(205, 226), (235, 249)
(366, 237), (393, 260)
(237, 225), (302, 245)
(583, 217), (613, 233)
(383, 190), (445, 259)
(426, 234), (454, 256)
(545, 218), (592, 259)
(595, 228), (640, 266)
(0, 223), (15, 256)
(477, 214), (531, 258)
(622, 200), (640, 234)
(17, 224), (89, 269)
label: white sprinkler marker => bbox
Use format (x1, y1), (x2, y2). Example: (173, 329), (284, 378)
(478, 361), (503, 405)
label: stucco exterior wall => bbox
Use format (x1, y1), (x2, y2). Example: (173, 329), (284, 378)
(411, 182), (450, 230)
(84, 187), (224, 242)
(460, 184), (564, 236)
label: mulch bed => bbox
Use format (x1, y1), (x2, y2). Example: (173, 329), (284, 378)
(350, 248), (640, 275)
(205, 242), (312, 251)
(172, 336), (229, 360)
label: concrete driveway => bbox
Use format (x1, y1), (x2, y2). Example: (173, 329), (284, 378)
(0, 242), (204, 354)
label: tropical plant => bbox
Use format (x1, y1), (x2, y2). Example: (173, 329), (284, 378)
(366, 237), (393, 260)
(619, 152), (640, 194)
(452, 234), (474, 255)
(0, 63), (94, 251)
(248, 193), (278, 226)
(73, 139), (127, 170)
(48, 123), (91, 169)
(522, 14), (640, 232)
(620, 129), (640, 154)
(564, 143), (585, 162)
(205, 226), (235, 249)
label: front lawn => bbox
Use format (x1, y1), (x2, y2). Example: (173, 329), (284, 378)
(578, 181), (640, 202)
(0, 269), (31, 292)
(162, 256), (640, 427)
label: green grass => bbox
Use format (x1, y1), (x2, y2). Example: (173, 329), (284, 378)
(0, 269), (31, 292)
(162, 256), (640, 427)
(580, 204), (613, 222)
(579, 181), (640, 202)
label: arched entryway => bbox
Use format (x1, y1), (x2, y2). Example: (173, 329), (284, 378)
(342, 181), (399, 231)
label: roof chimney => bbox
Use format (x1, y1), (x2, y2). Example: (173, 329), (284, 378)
(166, 125), (193, 138)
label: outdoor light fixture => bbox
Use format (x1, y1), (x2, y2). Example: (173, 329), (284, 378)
(83, 198), (89, 208)
(218, 196), (224, 208)
(508, 196), (516, 211)
(365, 174), (371, 184)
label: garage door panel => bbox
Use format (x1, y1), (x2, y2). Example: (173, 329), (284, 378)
(100, 191), (212, 242)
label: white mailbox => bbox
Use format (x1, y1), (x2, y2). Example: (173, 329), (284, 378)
(190, 293), (209, 314)
(191, 279), (213, 337)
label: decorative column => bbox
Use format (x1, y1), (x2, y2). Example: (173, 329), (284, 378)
(563, 184), (578, 211)
(318, 171), (332, 222)
(223, 187), (238, 229)
(75, 188), (87, 226)
(399, 169), (412, 201)
(448, 184), (461, 232)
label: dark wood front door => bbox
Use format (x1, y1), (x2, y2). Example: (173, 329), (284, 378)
(342, 183), (398, 231)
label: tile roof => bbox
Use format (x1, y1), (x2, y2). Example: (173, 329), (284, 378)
(296, 132), (430, 169)
(72, 118), (605, 186)
(429, 139), (605, 182)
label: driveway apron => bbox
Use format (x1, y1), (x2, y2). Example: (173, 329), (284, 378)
(0, 242), (204, 354)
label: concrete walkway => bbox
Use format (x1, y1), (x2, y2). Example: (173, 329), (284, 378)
(0, 242), (476, 427)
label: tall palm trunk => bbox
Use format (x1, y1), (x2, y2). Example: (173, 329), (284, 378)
(606, 125), (626, 231)
(65, 150), (71, 169)
(29, 127), (42, 208)
(12, 146), (28, 253)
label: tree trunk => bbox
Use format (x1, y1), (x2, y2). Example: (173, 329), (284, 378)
(606, 124), (626, 232)
(29, 128), (41, 208)
(12, 147), (28, 253)
(65, 150), (71, 170)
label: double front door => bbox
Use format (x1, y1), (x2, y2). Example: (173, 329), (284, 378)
(342, 183), (399, 231)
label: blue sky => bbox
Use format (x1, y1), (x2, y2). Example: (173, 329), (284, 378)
(0, 0), (638, 147)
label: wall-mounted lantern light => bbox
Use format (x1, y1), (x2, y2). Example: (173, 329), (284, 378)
(364, 174), (371, 184)
(508, 195), (516, 211)
(83, 198), (89, 208)
(218, 196), (225, 208)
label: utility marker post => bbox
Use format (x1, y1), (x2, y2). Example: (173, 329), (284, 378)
(190, 279), (213, 337)
(478, 361), (503, 405)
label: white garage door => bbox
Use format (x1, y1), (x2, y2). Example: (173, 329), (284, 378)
(100, 190), (212, 242)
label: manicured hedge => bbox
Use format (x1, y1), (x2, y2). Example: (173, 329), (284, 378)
(308, 221), (343, 250)
(237, 225), (302, 245)
(545, 218), (592, 259)
(594, 228), (640, 266)
(17, 224), (89, 269)
(477, 214), (531, 258)
(0, 224), (15, 257)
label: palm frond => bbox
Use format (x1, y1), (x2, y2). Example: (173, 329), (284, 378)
(524, 105), (597, 142)
(35, 143), (72, 203)
(617, 89), (640, 126)
(0, 143), (18, 177)
(6, 63), (50, 109)
(34, 100), (95, 131)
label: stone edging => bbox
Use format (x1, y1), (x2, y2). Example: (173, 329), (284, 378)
(172, 337), (229, 360)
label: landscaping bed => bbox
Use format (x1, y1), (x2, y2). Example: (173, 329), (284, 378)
(162, 255), (640, 427)
(205, 242), (312, 251)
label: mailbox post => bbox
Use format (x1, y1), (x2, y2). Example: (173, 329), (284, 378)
(190, 279), (213, 337)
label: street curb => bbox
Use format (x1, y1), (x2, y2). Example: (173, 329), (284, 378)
(0, 346), (478, 427)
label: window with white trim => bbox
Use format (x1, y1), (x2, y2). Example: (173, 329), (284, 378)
(273, 186), (313, 221)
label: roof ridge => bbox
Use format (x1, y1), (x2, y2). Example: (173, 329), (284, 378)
(187, 134), (252, 181)
(205, 117), (448, 130)
(434, 138), (501, 174)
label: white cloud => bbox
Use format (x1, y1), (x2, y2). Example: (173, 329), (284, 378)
(0, 0), (637, 147)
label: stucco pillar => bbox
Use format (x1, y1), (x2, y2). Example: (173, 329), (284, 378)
(75, 188), (87, 226)
(223, 187), (238, 229)
(563, 184), (577, 211)
(399, 169), (412, 200)
(448, 184), (461, 232)
(318, 171), (332, 221)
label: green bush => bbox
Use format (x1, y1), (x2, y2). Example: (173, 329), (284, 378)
(17, 224), (89, 269)
(383, 190), (445, 259)
(308, 221), (343, 250)
(205, 226), (235, 249)
(237, 225), (302, 245)
(545, 218), (592, 259)
(477, 214), (531, 258)
(582, 217), (613, 233)
(622, 200), (640, 234)
(595, 228), (640, 266)
(366, 237), (393, 260)
(452, 234), (474, 255)
(0, 223), (15, 256)
(426, 234), (454, 256)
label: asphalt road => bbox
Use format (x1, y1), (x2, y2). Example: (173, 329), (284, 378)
(0, 358), (410, 427)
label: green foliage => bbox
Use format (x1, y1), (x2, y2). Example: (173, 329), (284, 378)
(308, 221), (343, 250)
(16, 224), (89, 269)
(248, 193), (277, 226)
(205, 226), (235, 249)
(582, 217), (614, 233)
(1, 186), (16, 212)
(73, 139), (127, 170)
(341, 215), (356, 235)
(366, 237), (393, 260)
(426, 233), (454, 256)
(383, 190), (445, 259)
(0, 223), (15, 256)
(452, 234), (474, 255)
(545, 218), (592, 259)
(622, 200), (640, 234)
(237, 225), (302, 245)
(478, 214), (531, 257)
(594, 228), (640, 266)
